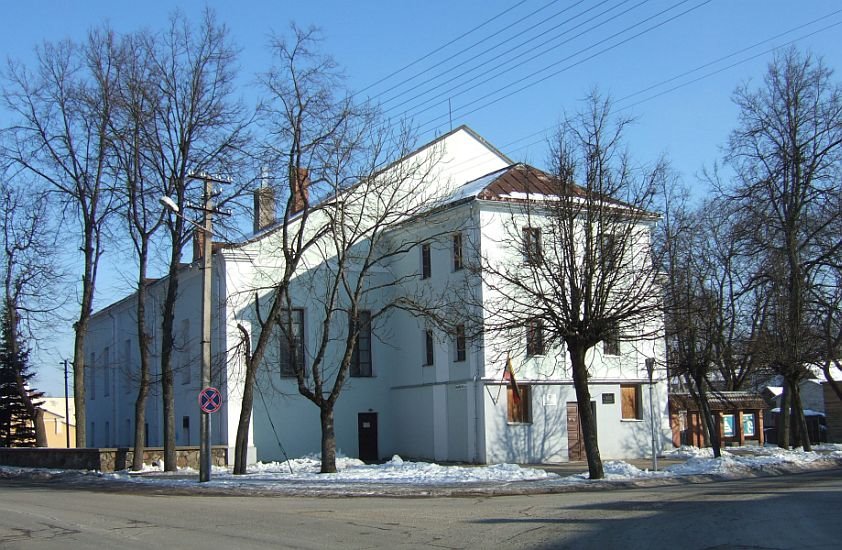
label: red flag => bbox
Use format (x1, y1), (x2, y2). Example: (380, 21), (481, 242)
(504, 355), (521, 403)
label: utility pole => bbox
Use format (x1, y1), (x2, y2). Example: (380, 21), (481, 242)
(188, 172), (229, 483)
(161, 173), (229, 482)
(645, 357), (658, 472)
(63, 359), (71, 448)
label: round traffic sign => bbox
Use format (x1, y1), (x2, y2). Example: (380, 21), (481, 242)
(199, 387), (222, 414)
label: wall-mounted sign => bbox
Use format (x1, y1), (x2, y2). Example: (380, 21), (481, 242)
(742, 413), (756, 437)
(722, 414), (735, 437)
(602, 393), (615, 405)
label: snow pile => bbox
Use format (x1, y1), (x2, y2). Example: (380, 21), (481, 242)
(242, 454), (556, 484)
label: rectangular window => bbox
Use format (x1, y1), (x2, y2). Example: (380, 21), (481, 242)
(526, 318), (545, 356)
(523, 227), (542, 264)
(452, 232), (463, 271)
(182, 416), (191, 446)
(350, 310), (373, 377)
(421, 243), (431, 279)
(603, 327), (620, 356)
(600, 232), (619, 271)
(507, 385), (532, 423)
(621, 384), (642, 420)
(423, 329), (434, 366)
(455, 324), (466, 362)
(103, 346), (110, 397)
(123, 339), (132, 394)
(180, 319), (191, 385)
(89, 352), (96, 400)
(279, 309), (305, 378)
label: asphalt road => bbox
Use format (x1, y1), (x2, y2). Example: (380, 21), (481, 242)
(1, 469), (840, 549)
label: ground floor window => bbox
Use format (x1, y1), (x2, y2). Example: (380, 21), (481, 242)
(507, 385), (532, 424)
(621, 384), (642, 420)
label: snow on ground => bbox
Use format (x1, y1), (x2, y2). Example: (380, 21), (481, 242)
(2, 445), (842, 495)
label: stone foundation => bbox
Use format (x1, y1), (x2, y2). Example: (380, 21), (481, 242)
(0, 446), (228, 472)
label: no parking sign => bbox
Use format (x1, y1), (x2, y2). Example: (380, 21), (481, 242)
(199, 387), (222, 414)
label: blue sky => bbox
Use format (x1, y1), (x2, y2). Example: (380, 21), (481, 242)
(3, 0), (842, 394)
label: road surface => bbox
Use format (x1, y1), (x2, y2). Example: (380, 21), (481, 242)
(1, 469), (839, 549)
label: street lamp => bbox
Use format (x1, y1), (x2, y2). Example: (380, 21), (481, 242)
(645, 357), (658, 472)
(162, 172), (229, 482)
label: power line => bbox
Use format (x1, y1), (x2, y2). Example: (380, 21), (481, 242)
(376, 0), (594, 108)
(381, 0), (638, 115)
(416, 0), (712, 134)
(353, 0), (532, 97)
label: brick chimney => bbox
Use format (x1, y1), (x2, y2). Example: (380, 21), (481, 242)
(253, 185), (276, 233)
(291, 167), (310, 214)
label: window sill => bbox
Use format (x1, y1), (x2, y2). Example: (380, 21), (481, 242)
(621, 418), (644, 422)
(507, 422), (533, 426)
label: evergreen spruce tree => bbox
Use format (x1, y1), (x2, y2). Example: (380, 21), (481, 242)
(0, 306), (42, 447)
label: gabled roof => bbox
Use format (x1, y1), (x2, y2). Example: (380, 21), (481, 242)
(439, 162), (632, 209)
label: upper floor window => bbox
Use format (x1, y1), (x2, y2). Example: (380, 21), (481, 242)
(89, 351), (96, 400)
(350, 310), (372, 377)
(279, 309), (305, 378)
(600, 232), (620, 272)
(103, 346), (111, 397)
(523, 227), (542, 264)
(526, 318), (545, 356)
(603, 326), (620, 356)
(421, 243), (431, 279)
(423, 328), (434, 366)
(455, 324), (467, 362)
(452, 232), (463, 271)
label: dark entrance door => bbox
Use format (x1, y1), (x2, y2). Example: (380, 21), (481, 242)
(357, 412), (378, 462)
(567, 401), (597, 461)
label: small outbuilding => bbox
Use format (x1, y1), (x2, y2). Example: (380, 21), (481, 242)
(669, 392), (768, 448)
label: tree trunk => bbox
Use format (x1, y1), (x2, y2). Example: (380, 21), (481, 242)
(320, 405), (337, 474)
(233, 350), (257, 475)
(778, 381), (791, 449)
(132, 254), (151, 471)
(695, 382), (721, 458)
(568, 343), (603, 479)
(790, 379), (812, 451)
(33, 409), (48, 447)
(73, 322), (87, 447)
(159, 261), (179, 471)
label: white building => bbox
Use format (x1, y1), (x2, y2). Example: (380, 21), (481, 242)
(84, 126), (670, 464)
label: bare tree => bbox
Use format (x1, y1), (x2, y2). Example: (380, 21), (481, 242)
(1, 28), (121, 447)
(232, 27), (444, 474)
(725, 48), (842, 450)
(477, 93), (664, 479)
(0, 181), (63, 446)
(107, 29), (167, 470)
(140, 10), (250, 471)
(231, 26), (343, 474)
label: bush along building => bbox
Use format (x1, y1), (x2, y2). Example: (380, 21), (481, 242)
(84, 127), (669, 465)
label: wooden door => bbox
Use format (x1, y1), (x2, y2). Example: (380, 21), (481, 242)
(567, 402), (585, 461)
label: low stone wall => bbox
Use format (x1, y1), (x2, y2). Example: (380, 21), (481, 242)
(0, 446), (228, 472)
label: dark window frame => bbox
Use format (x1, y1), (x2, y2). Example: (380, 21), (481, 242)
(421, 243), (432, 279)
(350, 310), (373, 378)
(279, 308), (305, 378)
(452, 232), (463, 271)
(526, 318), (545, 356)
(455, 324), (466, 362)
(603, 326), (621, 356)
(523, 227), (542, 264)
(423, 328), (434, 366)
